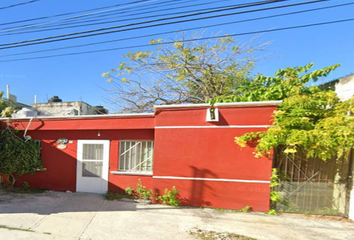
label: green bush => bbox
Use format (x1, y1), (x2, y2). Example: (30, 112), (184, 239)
(104, 192), (126, 201)
(156, 186), (180, 207)
(125, 187), (134, 195)
(0, 129), (43, 187)
(136, 179), (152, 199)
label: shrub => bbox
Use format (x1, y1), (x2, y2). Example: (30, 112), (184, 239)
(125, 187), (134, 195)
(136, 179), (152, 199)
(156, 186), (180, 207)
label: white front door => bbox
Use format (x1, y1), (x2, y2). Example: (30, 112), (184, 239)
(76, 140), (110, 193)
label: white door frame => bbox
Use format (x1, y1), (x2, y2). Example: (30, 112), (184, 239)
(76, 140), (110, 193)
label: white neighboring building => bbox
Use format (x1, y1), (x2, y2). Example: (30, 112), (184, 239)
(32, 96), (108, 116)
(335, 74), (354, 101)
(322, 74), (354, 101)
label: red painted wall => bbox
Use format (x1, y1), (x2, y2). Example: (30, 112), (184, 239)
(108, 139), (153, 192)
(11, 116), (154, 131)
(152, 106), (275, 212)
(6, 104), (277, 212)
(14, 129), (154, 192)
(154, 106), (275, 126)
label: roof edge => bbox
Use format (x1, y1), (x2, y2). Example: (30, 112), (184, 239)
(0, 101), (282, 121)
(154, 100), (282, 109)
(0, 112), (154, 121)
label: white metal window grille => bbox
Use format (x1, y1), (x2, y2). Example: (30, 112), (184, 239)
(119, 141), (154, 173)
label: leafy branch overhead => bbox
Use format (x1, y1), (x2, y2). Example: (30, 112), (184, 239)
(218, 63), (353, 161)
(102, 34), (268, 113)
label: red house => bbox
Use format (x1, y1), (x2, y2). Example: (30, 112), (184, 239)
(4, 101), (280, 212)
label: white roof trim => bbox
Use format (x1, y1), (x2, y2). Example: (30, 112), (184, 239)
(215, 100), (282, 107)
(0, 112), (154, 120)
(0, 101), (282, 120)
(154, 100), (282, 109)
(155, 103), (210, 108)
(155, 125), (272, 129)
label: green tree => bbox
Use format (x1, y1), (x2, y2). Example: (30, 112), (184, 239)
(0, 91), (15, 117)
(102, 35), (268, 112)
(216, 63), (354, 161)
(0, 92), (43, 187)
(0, 128), (43, 187)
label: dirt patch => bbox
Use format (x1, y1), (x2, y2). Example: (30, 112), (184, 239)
(304, 214), (354, 223)
(282, 212), (354, 223)
(190, 229), (257, 240)
(0, 224), (34, 233)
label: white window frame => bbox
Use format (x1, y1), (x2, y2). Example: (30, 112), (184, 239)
(116, 140), (154, 175)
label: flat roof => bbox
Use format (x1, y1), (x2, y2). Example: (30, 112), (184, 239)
(154, 101), (282, 109)
(1, 101), (282, 120)
(0, 112), (154, 121)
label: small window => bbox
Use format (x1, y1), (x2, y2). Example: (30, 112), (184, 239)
(33, 140), (41, 157)
(33, 140), (41, 147)
(33, 140), (45, 171)
(119, 140), (154, 173)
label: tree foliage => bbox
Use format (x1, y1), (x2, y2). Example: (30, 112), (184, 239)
(0, 93), (42, 187)
(0, 127), (43, 187)
(211, 63), (340, 103)
(0, 91), (15, 117)
(216, 63), (354, 160)
(102, 35), (268, 112)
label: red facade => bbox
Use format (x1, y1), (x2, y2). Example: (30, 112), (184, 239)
(6, 102), (278, 212)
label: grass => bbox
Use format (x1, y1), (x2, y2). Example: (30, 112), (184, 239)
(213, 206), (252, 213)
(278, 206), (342, 216)
(11, 188), (47, 194)
(0, 224), (34, 233)
(190, 229), (258, 240)
(104, 191), (135, 201)
(0, 224), (52, 235)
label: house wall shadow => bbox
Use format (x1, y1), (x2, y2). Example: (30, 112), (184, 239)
(179, 166), (218, 207)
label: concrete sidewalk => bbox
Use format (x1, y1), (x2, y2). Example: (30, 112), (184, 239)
(0, 191), (353, 240)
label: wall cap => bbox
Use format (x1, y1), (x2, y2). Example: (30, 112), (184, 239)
(0, 112), (154, 121)
(1, 101), (282, 121)
(154, 100), (282, 109)
(110, 171), (153, 176)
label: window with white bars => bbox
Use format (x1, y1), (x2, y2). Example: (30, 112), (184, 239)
(119, 140), (154, 173)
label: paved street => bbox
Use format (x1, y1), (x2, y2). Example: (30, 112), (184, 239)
(0, 191), (353, 240)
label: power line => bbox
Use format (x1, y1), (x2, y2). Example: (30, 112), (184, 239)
(0, 0), (158, 27)
(0, 0), (160, 34)
(0, 0), (287, 43)
(0, 0), (326, 49)
(33, 0), (207, 28)
(1, 17), (353, 63)
(10, 0), (236, 34)
(1, 1), (351, 58)
(0, 0), (39, 10)
(0, 0), (182, 30)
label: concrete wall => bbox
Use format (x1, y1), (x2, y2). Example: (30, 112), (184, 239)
(335, 74), (354, 101)
(8, 103), (277, 212)
(32, 101), (91, 116)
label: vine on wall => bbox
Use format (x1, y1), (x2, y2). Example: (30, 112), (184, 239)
(0, 126), (43, 187)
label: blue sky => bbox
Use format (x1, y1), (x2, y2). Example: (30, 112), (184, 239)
(0, 0), (353, 112)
